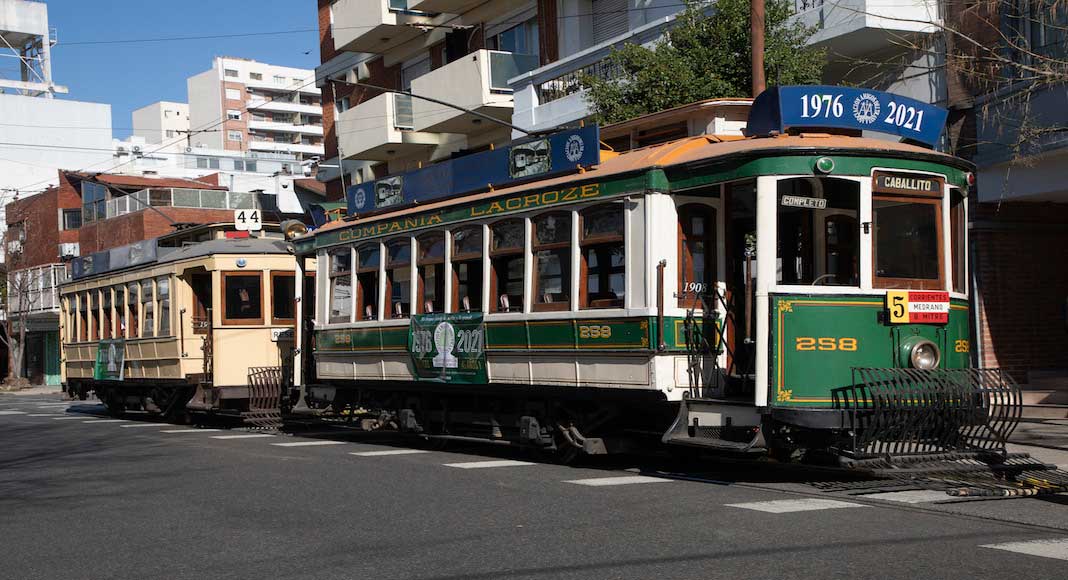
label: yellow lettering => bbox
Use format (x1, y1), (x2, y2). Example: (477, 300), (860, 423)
(542, 190), (559, 205)
(524, 194), (540, 208)
(488, 201), (503, 214)
(581, 183), (599, 198)
(561, 187), (578, 201)
(470, 205), (487, 217)
(505, 197), (522, 210)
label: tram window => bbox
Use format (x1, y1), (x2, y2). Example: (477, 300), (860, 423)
(272, 272), (296, 323)
(491, 219), (524, 312)
(678, 204), (716, 308)
(533, 212), (571, 311)
(126, 282), (139, 338)
(417, 233), (445, 314)
(951, 189), (966, 293)
(141, 281), (155, 337)
(328, 248), (353, 324)
(78, 293), (88, 342)
(355, 244), (379, 321)
(776, 178), (859, 286)
(89, 290), (100, 341)
(386, 240), (411, 318)
(873, 196), (943, 290)
(581, 204), (625, 309)
(157, 277), (171, 336)
(452, 226), (483, 313)
(102, 289), (113, 339)
(114, 286), (126, 338)
(222, 272), (263, 325)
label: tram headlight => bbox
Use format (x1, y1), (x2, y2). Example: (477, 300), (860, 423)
(900, 337), (940, 370)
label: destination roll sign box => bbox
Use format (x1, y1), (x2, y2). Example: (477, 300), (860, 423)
(872, 170), (944, 196)
(746, 85), (950, 147)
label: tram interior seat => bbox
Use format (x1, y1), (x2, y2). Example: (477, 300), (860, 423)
(365, 305), (375, 320)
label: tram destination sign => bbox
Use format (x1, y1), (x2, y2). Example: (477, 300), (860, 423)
(886, 291), (950, 324)
(408, 312), (488, 384)
(747, 86), (949, 147)
(872, 171), (944, 196)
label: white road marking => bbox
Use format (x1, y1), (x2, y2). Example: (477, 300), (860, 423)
(211, 434), (277, 440)
(37, 404), (75, 408)
(564, 475), (672, 487)
(981, 538), (1068, 561)
(0, 410), (27, 415)
(119, 423), (171, 428)
(51, 417), (85, 421)
(271, 440), (348, 447)
(725, 499), (869, 514)
(159, 429), (223, 434)
(349, 449), (430, 457)
(863, 490), (950, 504)
(28, 413), (63, 417)
(444, 460), (536, 469)
(82, 419), (128, 424)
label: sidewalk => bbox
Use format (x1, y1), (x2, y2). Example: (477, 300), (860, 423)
(0, 385), (65, 397)
(1009, 419), (1068, 468)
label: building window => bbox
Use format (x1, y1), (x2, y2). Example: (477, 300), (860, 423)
(62, 209), (82, 230)
(271, 272), (296, 323)
(228, 130), (243, 142)
(273, 75), (286, 85)
(490, 219), (524, 312)
(166, 129), (176, 138)
(329, 248), (353, 323)
(678, 204), (716, 308)
(250, 72), (263, 81)
(157, 277), (171, 335)
(488, 18), (539, 56)
(233, 160), (245, 171)
(225, 88), (241, 100)
(81, 182), (108, 223)
(126, 282), (139, 338)
(222, 272), (263, 325)
(386, 239), (412, 318)
(355, 244), (379, 320)
(452, 226), (482, 312)
(592, 0), (629, 45)
(225, 68), (239, 78)
(417, 232), (445, 314)
(246, 161), (257, 172)
(532, 212), (571, 311)
(227, 109), (242, 120)
(581, 204), (625, 309)
(141, 280), (155, 337)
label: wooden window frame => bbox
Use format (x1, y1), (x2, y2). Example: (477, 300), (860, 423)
(328, 248), (353, 324)
(141, 280), (156, 337)
(677, 204), (717, 309)
(385, 238), (412, 319)
(950, 190), (967, 294)
(416, 232), (446, 314)
(77, 292), (88, 342)
(89, 290), (100, 341)
(157, 276), (172, 337)
(872, 195), (945, 291)
(127, 282), (140, 339)
(451, 226), (483, 313)
(489, 219), (525, 313)
(221, 271), (264, 326)
(823, 214), (860, 286)
(355, 244), (380, 321)
(532, 211), (572, 312)
(270, 271), (297, 325)
(580, 204), (625, 310)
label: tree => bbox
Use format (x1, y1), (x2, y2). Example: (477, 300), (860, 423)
(580, 0), (826, 124)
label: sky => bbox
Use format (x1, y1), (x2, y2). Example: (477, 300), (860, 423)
(44, 0), (321, 139)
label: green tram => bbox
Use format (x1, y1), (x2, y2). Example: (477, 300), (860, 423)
(288, 87), (1018, 463)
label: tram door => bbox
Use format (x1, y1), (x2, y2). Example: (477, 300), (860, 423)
(189, 272), (213, 379)
(724, 181), (757, 395)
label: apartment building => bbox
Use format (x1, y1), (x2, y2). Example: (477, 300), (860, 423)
(131, 101), (190, 152)
(314, 1), (943, 199)
(187, 57), (325, 161)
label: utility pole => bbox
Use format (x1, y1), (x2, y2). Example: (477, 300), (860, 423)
(751, 0), (766, 98)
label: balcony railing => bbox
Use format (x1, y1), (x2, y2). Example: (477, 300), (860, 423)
(394, 93), (414, 130)
(7, 264), (68, 315)
(537, 58), (624, 104)
(489, 52), (540, 92)
(104, 188), (279, 220)
(794, 0), (824, 11)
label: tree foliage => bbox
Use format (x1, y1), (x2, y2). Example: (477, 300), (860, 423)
(581, 0), (826, 124)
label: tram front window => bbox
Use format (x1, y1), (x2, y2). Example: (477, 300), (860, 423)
(776, 178), (859, 286)
(873, 196), (942, 289)
(223, 273), (263, 324)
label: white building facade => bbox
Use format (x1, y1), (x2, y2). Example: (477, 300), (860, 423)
(131, 101), (190, 152)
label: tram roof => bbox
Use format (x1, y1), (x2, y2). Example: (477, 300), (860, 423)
(308, 133), (970, 238)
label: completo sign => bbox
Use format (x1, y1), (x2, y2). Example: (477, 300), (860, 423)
(886, 291), (950, 324)
(873, 171), (944, 196)
(781, 195), (827, 209)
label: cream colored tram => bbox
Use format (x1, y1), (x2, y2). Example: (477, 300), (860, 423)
(61, 224), (310, 420)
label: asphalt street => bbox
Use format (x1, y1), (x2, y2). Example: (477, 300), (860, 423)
(2, 392), (1068, 580)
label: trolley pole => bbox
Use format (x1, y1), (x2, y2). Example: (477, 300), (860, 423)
(751, 0), (766, 97)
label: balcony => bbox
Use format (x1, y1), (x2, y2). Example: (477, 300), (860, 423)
(247, 98), (322, 116)
(248, 120), (325, 136)
(332, 0), (435, 54)
(102, 188), (281, 219)
(408, 0), (483, 12)
(7, 264), (68, 316)
(244, 77), (320, 95)
(249, 141), (326, 156)
(793, 0), (939, 61)
(338, 92), (442, 161)
(411, 50), (539, 134)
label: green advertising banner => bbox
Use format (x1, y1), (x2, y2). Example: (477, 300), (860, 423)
(94, 339), (126, 381)
(408, 312), (488, 384)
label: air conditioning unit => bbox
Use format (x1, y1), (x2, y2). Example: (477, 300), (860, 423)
(59, 243), (80, 258)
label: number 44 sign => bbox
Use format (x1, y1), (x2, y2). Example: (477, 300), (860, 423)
(234, 209), (262, 231)
(886, 291), (949, 324)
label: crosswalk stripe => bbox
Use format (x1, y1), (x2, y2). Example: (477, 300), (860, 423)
(444, 459), (536, 469)
(349, 449), (430, 457)
(0, 410), (27, 415)
(564, 475), (672, 487)
(82, 419), (128, 423)
(981, 538), (1068, 561)
(119, 423), (171, 428)
(51, 417), (84, 421)
(159, 429), (223, 434)
(28, 413), (63, 417)
(211, 434), (277, 440)
(271, 440), (347, 447)
(725, 499), (868, 513)
(862, 490), (949, 504)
